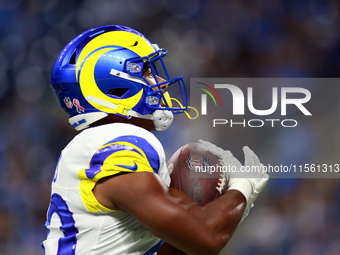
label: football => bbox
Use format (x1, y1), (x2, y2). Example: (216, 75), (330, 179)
(167, 142), (228, 205)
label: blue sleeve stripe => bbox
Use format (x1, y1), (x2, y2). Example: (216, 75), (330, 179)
(85, 135), (160, 179)
(85, 144), (142, 179)
(109, 135), (160, 173)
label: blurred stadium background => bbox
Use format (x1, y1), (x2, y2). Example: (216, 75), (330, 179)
(0, 0), (340, 254)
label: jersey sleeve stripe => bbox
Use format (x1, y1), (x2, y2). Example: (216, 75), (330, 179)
(85, 144), (142, 179)
(78, 135), (160, 213)
(107, 135), (160, 173)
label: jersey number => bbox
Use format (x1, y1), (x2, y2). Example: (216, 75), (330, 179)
(45, 193), (79, 254)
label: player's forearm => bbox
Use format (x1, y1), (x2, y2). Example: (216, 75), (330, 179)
(101, 172), (246, 254)
(199, 189), (246, 249)
(158, 189), (246, 255)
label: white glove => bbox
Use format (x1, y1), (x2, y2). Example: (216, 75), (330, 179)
(198, 140), (269, 221)
(238, 146), (269, 221)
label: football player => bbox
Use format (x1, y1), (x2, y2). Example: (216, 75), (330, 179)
(42, 25), (269, 255)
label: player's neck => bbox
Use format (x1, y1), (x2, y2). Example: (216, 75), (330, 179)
(90, 114), (154, 131)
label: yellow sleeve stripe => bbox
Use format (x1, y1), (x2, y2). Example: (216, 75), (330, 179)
(77, 177), (114, 213)
(78, 137), (159, 213)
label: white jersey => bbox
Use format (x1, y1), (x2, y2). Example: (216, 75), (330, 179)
(42, 123), (170, 255)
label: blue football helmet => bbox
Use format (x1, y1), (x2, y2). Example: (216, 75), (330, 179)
(51, 25), (188, 131)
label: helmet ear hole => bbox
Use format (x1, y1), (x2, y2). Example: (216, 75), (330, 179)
(69, 49), (77, 65)
(107, 88), (129, 97)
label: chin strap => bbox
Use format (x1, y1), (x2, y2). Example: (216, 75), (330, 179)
(170, 98), (199, 120)
(86, 95), (173, 131)
(85, 95), (199, 132)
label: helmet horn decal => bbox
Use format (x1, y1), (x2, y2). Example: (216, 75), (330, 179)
(79, 47), (143, 115)
(76, 31), (155, 81)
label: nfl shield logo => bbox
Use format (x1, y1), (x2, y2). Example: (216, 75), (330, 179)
(64, 97), (73, 109)
(186, 155), (211, 170)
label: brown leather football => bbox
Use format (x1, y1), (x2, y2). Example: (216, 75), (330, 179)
(167, 142), (227, 205)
